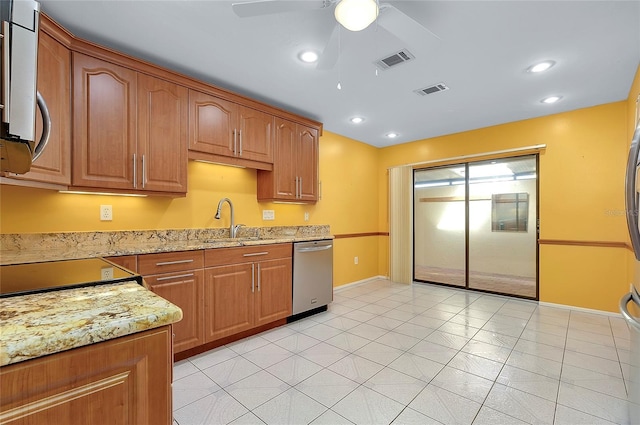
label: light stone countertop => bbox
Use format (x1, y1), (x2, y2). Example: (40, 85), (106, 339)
(0, 226), (330, 366)
(0, 281), (183, 366)
(0, 225), (332, 265)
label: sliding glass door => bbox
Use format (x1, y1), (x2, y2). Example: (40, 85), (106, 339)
(413, 165), (466, 287)
(413, 155), (538, 299)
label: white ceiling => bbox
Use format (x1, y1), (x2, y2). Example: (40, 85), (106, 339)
(39, 0), (640, 148)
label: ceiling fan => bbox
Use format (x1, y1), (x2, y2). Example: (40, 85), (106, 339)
(231, 0), (439, 70)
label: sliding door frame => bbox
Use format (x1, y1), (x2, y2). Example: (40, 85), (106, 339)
(412, 154), (540, 301)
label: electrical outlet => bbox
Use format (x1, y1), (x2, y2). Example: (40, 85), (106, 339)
(304, 212), (309, 221)
(262, 210), (275, 220)
(101, 267), (114, 280)
(100, 205), (113, 221)
(354, 256), (359, 265)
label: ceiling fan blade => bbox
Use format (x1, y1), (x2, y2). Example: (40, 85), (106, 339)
(316, 23), (340, 70)
(377, 4), (441, 45)
(232, 0), (328, 18)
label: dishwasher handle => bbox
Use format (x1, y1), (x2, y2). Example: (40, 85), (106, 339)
(296, 245), (333, 253)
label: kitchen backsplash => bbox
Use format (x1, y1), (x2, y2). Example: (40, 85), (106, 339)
(0, 225), (331, 252)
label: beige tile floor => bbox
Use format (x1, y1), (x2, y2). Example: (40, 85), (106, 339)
(172, 279), (632, 424)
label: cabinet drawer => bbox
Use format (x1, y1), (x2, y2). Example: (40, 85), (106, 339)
(205, 243), (292, 267)
(138, 250), (204, 275)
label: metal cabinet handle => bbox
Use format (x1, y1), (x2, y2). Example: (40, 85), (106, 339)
(1, 22), (9, 122)
(251, 263), (255, 293)
(295, 177), (299, 199)
(32, 92), (51, 162)
(155, 259), (194, 266)
(233, 129), (237, 156)
(155, 273), (194, 282)
(625, 123), (640, 260)
(257, 263), (261, 291)
(239, 129), (243, 156)
(243, 252), (269, 257)
(620, 292), (640, 331)
(142, 154), (147, 188)
(133, 153), (137, 188)
(299, 177), (303, 198)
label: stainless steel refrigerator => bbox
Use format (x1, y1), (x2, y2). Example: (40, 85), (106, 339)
(622, 122), (640, 423)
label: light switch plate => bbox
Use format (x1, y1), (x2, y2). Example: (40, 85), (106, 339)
(262, 210), (275, 220)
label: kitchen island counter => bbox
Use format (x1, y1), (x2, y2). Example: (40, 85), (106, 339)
(0, 281), (182, 366)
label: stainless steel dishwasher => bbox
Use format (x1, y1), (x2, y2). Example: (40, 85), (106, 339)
(292, 240), (333, 315)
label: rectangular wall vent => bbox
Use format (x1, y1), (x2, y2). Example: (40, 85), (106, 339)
(374, 49), (415, 70)
(414, 82), (450, 96)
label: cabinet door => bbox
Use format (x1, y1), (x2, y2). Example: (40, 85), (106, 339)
(146, 270), (204, 353)
(72, 53), (137, 189)
(297, 125), (318, 202)
(272, 118), (297, 199)
(0, 326), (172, 425)
(188, 90), (236, 157)
(254, 258), (292, 327)
(8, 31), (71, 185)
(204, 264), (254, 342)
(137, 74), (188, 193)
(237, 106), (273, 163)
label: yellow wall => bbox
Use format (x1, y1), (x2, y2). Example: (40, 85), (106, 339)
(0, 131), (381, 288)
(3, 66), (640, 309)
(379, 102), (629, 312)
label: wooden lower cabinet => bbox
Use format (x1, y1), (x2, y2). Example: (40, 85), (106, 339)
(138, 251), (205, 354)
(0, 326), (173, 425)
(254, 258), (292, 327)
(145, 270), (205, 353)
(203, 244), (293, 342)
(204, 263), (254, 341)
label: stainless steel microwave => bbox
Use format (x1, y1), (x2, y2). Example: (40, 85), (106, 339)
(0, 0), (50, 174)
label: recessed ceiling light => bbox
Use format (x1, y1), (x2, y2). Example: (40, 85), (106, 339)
(528, 60), (556, 73)
(386, 132), (399, 138)
(541, 96), (562, 104)
(350, 117), (364, 124)
(298, 50), (318, 63)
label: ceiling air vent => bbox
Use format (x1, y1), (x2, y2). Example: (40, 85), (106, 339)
(414, 82), (450, 96)
(374, 49), (415, 70)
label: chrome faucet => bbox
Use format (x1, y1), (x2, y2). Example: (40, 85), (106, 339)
(215, 197), (244, 238)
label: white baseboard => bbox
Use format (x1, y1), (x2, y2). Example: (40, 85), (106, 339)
(335, 278), (621, 317)
(538, 301), (622, 318)
(334, 275), (388, 293)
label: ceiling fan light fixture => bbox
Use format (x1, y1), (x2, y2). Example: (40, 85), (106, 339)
(334, 0), (379, 32)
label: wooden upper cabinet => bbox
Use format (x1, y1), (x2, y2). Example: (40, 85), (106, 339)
(137, 74), (188, 193)
(72, 53), (137, 190)
(237, 106), (273, 163)
(257, 118), (319, 203)
(72, 53), (187, 194)
(188, 91), (235, 157)
(297, 126), (318, 202)
(3, 30), (71, 185)
(188, 90), (274, 168)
